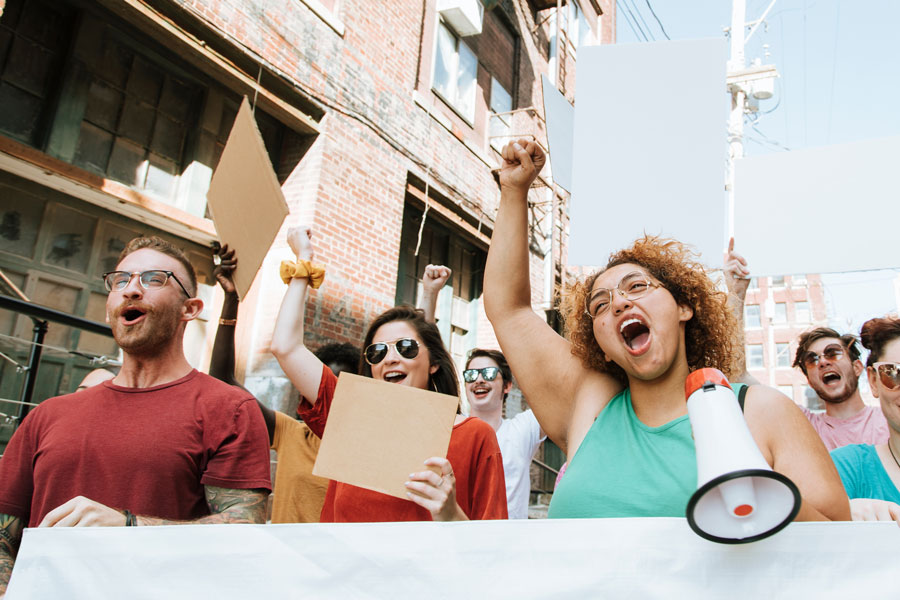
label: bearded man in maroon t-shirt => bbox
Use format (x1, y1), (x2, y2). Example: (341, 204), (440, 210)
(0, 237), (272, 595)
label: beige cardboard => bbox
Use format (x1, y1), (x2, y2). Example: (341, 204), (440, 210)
(206, 97), (289, 300)
(313, 373), (459, 499)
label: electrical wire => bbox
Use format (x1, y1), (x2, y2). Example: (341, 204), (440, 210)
(616, 0), (649, 41)
(826, 0), (841, 143)
(643, 0), (671, 40)
(625, 0), (655, 41)
(622, 0), (653, 41)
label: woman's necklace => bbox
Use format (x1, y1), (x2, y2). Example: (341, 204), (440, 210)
(888, 440), (900, 471)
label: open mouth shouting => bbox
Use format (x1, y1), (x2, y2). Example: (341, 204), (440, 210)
(821, 371), (842, 386)
(118, 305), (148, 326)
(383, 370), (408, 384)
(619, 315), (651, 356)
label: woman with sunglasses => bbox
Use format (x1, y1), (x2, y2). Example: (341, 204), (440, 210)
(271, 226), (507, 522)
(484, 139), (849, 521)
(830, 316), (900, 524)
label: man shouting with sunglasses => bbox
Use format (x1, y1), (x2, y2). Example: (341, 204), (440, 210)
(464, 349), (545, 519)
(792, 328), (889, 451)
(0, 236), (271, 597)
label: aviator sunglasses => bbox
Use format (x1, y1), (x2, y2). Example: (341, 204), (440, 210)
(364, 338), (420, 365)
(802, 344), (844, 370)
(872, 362), (900, 391)
(463, 367), (501, 383)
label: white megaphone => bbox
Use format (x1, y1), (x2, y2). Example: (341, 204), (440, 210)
(685, 368), (801, 544)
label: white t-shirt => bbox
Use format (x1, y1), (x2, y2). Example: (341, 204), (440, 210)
(495, 410), (545, 519)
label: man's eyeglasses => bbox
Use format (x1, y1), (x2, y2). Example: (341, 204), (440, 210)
(463, 367), (501, 383)
(872, 362), (900, 391)
(364, 338), (420, 365)
(585, 271), (660, 319)
(102, 270), (191, 297)
(802, 344), (845, 370)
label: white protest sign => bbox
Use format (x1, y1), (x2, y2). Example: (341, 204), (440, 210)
(541, 74), (575, 193)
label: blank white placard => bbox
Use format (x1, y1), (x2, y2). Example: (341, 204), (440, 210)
(569, 39), (728, 268)
(541, 74), (575, 193)
(734, 135), (900, 275)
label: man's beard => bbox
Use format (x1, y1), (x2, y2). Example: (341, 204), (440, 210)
(818, 373), (859, 404)
(111, 302), (181, 357)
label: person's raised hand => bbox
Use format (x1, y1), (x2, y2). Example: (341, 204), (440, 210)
(287, 226), (314, 262)
(213, 243), (238, 295)
(724, 237), (751, 299)
(405, 457), (466, 521)
(38, 496), (128, 528)
(422, 265), (451, 296)
(499, 138), (545, 194)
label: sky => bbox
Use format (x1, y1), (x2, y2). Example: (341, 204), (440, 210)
(613, 0), (900, 334)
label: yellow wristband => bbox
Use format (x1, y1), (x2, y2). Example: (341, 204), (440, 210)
(280, 260), (325, 289)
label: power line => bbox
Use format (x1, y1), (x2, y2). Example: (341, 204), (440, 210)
(616, 0), (649, 41)
(644, 0), (671, 40)
(624, 0), (655, 41)
(826, 0), (841, 143)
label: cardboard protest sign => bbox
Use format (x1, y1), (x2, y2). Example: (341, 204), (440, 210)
(313, 373), (459, 499)
(569, 39), (728, 267)
(206, 96), (289, 300)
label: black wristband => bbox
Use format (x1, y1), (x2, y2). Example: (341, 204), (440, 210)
(124, 509), (137, 527)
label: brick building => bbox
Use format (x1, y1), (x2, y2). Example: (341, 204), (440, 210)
(742, 274), (830, 409)
(0, 0), (614, 480)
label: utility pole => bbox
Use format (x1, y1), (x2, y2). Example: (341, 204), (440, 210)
(726, 0), (779, 239)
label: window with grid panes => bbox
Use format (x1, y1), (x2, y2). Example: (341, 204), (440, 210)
(747, 344), (764, 369)
(776, 343), (791, 368)
(744, 304), (761, 328)
(488, 78), (512, 153)
(433, 20), (477, 123)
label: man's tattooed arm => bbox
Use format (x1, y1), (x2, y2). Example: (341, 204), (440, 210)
(0, 513), (24, 595)
(134, 487), (268, 526)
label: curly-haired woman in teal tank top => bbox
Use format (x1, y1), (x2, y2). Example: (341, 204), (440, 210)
(484, 138), (849, 521)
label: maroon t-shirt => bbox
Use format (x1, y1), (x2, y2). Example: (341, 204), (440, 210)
(0, 370), (271, 527)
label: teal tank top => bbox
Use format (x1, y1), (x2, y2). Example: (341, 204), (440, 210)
(548, 384), (746, 519)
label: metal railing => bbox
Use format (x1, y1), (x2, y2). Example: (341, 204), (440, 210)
(0, 294), (114, 428)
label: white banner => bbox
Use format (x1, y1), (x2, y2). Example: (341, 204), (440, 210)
(7, 519), (899, 599)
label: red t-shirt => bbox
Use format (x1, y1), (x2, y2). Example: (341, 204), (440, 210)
(299, 365), (508, 522)
(0, 370), (272, 527)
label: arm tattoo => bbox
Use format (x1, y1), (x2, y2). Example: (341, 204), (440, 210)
(134, 487), (268, 526)
(0, 513), (24, 594)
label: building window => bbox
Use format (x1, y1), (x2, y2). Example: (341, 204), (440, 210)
(488, 78), (512, 153)
(777, 385), (794, 400)
(773, 302), (787, 324)
(396, 200), (486, 368)
(433, 20), (477, 124)
(0, 0), (75, 146)
(795, 300), (810, 323)
(748, 277), (759, 290)
(747, 344), (764, 369)
(567, 0), (593, 50)
(770, 275), (785, 288)
(744, 304), (761, 329)
(73, 35), (202, 202)
(775, 343), (791, 368)
(792, 274), (807, 287)
(804, 386), (823, 411)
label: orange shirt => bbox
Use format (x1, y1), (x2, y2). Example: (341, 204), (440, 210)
(270, 411), (329, 523)
(299, 365), (508, 522)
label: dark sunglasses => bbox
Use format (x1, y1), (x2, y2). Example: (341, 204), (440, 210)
(463, 367), (501, 383)
(802, 344), (844, 370)
(364, 338), (419, 365)
(872, 362), (900, 391)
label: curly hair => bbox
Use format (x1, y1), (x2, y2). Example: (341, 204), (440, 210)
(559, 235), (742, 385)
(314, 342), (361, 375)
(859, 316), (900, 367)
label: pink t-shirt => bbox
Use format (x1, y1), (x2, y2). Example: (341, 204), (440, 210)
(800, 405), (889, 451)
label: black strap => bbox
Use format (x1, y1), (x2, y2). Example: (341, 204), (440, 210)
(738, 384), (749, 413)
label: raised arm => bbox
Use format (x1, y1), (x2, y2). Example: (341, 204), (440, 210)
(724, 237), (759, 385)
(270, 226), (325, 401)
(209, 243), (275, 442)
(0, 513), (23, 596)
(419, 264), (451, 324)
(744, 386), (850, 521)
(484, 140), (618, 451)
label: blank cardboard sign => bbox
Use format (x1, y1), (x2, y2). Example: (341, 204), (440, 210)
(734, 136), (900, 276)
(313, 373), (459, 499)
(206, 97), (289, 300)
(569, 39), (728, 267)
(542, 74), (575, 193)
